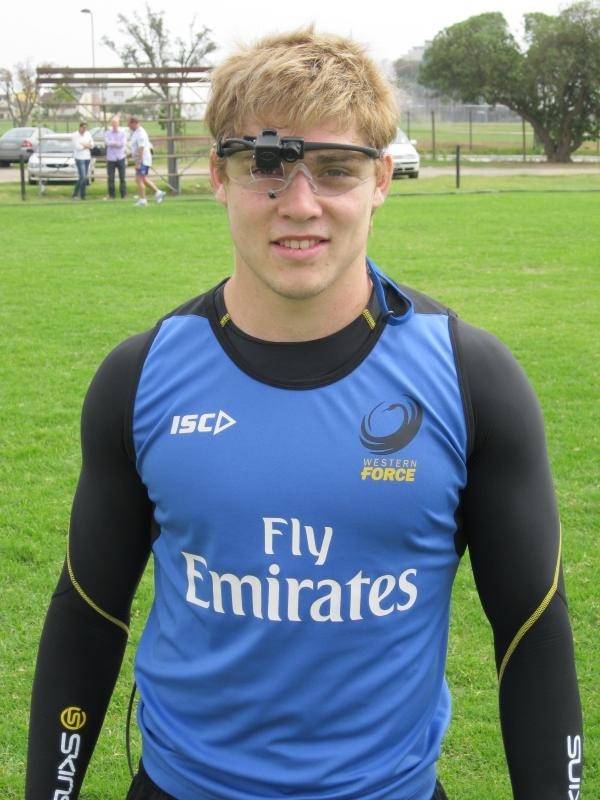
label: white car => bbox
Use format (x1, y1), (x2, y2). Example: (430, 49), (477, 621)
(27, 134), (96, 184)
(386, 129), (420, 179)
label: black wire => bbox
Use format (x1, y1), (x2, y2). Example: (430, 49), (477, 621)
(125, 681), (138, 779)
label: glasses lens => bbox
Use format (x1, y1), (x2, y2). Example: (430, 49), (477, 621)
(226, 148), (377, 196)
(303, 150), (376, 196)
(226, 152), (285, 194)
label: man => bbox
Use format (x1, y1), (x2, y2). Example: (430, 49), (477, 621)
(104, 114), (128, 199)
(26, 28), (582, 800)
(128, 115), (165, 206)
(71, 121), (93, 200)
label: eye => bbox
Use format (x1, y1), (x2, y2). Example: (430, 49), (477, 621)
(250, 165), (284, 178)
(320, 165), (353, 178)
(310, 154), (366, 180)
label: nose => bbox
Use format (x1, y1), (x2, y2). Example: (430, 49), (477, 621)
(276, 163), (322, 219)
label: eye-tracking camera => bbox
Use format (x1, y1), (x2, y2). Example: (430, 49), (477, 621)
(254, 129), (304, 169)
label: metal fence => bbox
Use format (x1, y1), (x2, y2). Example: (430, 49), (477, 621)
(34, 99), (212, 193)
(397, 104), (600, 160)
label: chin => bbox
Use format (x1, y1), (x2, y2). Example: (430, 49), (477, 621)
(270, 273), (332, 302)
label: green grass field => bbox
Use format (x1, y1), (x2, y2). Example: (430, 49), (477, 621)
(1, 177), (598, 798)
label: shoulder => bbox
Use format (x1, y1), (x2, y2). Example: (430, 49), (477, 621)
(87, 329), (157, 403)
(88, 284), (220, 402)
(95, 286), (218, 379)
(451, 318), (544, 457)
(452, 318), (533, 397)
(82, 329), (157, 460)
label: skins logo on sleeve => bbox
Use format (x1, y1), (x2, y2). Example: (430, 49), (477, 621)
(60, 706), (87, 730)
(53, 707), (87, 800)
(567, 735), (582, 800)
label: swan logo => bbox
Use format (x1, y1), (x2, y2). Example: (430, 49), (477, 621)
(360, 398), (423, 455)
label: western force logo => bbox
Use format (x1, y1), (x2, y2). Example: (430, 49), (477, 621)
(59, 707), (86, 731)
(360, 398), (423, 455)
(170, 410), (236, 436)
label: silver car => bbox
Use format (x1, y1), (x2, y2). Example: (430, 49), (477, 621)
(0, 126), (55, 165)
(27, 134), (96, 184)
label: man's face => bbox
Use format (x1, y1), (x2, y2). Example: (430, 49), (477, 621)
(210, 122), (392, 308)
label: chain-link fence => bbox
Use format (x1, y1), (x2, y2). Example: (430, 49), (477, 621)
(397, 104), (600, 160)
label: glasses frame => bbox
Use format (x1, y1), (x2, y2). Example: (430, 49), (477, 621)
(216, 129), (383, 197)
(217, 132), (381, 164)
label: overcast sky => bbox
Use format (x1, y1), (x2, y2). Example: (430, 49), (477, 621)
(2, 0), (569, 71)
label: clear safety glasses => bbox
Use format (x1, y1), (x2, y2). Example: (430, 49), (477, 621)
(217, 130), (382, 197)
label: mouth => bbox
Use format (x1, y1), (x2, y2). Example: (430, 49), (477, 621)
(271, 236), (328, 254)
(278, 238), (323, 250)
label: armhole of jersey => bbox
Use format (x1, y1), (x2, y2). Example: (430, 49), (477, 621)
(448, 316), (475, 460)
(497, 524), (562, 685)
(122, 326), (162, 464)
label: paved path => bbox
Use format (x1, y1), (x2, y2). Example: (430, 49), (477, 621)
(1, 162), (598, 184)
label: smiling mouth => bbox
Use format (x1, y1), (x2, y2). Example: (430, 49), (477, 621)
(276, 238), (325, 250)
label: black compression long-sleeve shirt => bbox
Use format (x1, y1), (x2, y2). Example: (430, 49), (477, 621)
(26, 281), (583, 800)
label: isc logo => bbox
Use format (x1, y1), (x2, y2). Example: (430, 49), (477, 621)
(170, 411), (236, 436)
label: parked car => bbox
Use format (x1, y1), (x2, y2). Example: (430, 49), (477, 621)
(0, 126), (55, 165)
(386, 129), (420, 179)
(27, 134), (96, 184)
(88, 126), (108, 158)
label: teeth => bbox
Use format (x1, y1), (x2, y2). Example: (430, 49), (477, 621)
(280, 239), (319, 250)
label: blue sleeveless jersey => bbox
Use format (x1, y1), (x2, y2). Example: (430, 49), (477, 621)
(132, 266), (468, 800)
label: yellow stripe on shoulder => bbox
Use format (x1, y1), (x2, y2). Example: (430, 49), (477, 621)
(361, 308), (377, 330)
(498, 526), (562, 685)
(67, 545), (130, 636)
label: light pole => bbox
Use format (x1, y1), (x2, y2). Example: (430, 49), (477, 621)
(80, 8), (96, 71)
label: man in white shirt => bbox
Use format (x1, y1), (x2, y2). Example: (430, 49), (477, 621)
(127, 116), (166, 206)
(71, 121), (93, 200)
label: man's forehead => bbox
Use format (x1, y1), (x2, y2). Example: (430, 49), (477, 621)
(242, 119), (365, 146)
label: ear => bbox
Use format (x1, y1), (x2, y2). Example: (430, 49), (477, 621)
(209, 149), (228, 205)
(372, 152), (393, 211)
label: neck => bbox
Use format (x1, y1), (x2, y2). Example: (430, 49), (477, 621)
(223, 267), (373, 342)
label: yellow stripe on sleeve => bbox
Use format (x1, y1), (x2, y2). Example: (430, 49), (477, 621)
(66, 545), (130, 636)
(498, 526), (562, 686)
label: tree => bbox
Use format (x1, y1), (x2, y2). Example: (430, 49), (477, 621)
(102, 5), (216, 132)
(1, 62), (40, 126)
(418, 1), (600, 162)
(39, 84), (79, 125)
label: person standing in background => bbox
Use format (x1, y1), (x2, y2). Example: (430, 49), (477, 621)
(127, 116), (165, 206)
(71, 121), (93, 200)
(104, 115), (128, 199)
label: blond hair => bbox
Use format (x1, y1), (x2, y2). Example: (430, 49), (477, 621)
(205, 27), (398, 151)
